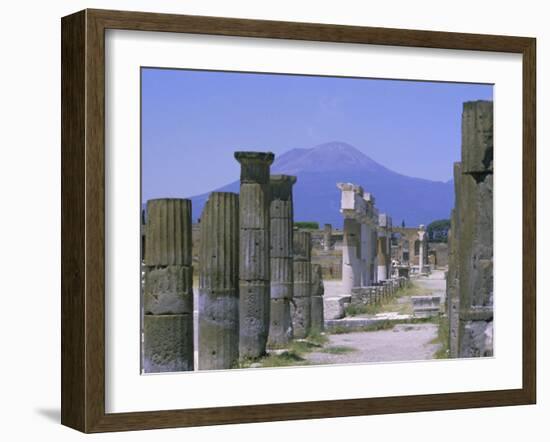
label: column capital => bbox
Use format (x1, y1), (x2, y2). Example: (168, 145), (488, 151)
(234, 151), (274, 183)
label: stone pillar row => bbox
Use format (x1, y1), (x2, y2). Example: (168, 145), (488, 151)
(143, 151), (326, 372)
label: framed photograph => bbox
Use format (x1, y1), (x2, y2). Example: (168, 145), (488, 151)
(61, 9), (536, 433)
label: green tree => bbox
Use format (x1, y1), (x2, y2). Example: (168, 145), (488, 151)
(426, 219), (451, 242)
(294, 221), (319, 230)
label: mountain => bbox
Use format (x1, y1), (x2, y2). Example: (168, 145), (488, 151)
(187, 141), (454, 228)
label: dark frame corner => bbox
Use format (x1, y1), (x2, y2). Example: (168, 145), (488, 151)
(61, 8), (536, 433)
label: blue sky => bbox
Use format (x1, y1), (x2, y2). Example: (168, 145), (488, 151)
(141, 68), (492, 200)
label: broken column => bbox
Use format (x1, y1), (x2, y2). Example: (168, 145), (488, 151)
(198, 192), (239, 370)
(323, 224), (333, 251)
(267, 175), (297, 347)
(143, 198), (193, 373)
(235, 151), (274, 359)
(457, 100), (494, 358)
(310, 263), (325, 333)
(418, 225), (426, 274)
(377, 213), (392, 281)
(292, 231), (312, 338)
(342, 217), (361, 295)
(338, 183), (365, 294)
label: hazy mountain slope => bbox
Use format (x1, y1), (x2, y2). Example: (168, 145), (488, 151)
(184, 141), (453, 228)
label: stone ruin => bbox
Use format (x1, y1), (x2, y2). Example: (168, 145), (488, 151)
(390, 225), (429, 275)
(337, 183), (379, 293)
(142, 199), (194, 372)
(141, 99), (492, 370)
(142, 151), (325, 372)
(447, 100), (494, 358)
(320, 183), (410, 319)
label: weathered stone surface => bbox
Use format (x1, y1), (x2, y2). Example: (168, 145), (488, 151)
(239, 228), (270, 280)
(238, 183), (270, 229)
(267, 174), (295, 347)
(350, 286), (376, 305)
(234, 151), (274, 183)
(458, 173), (493, 308)
(293, 260), (312, 284)
(239, 281), (270, 358)
(324, 296), (348, 320)
(143, 314), (193, 373)
(448, 164), (462, 358)
(310, 296), (324, 332)
(309, 264), (325, 332)
(293, 231), (312, 261)
(270, 257), (293, 284)
(290, 296), (311, 339)
(446, 100), (494, 359)
(458, 320), (493, 357)
(267, 298), (293, 347)
(143, 266), (193, 315)
(236, 152), (273, 359)
(461, 101), (493, 174)
(270, 218), (292, 257)
(412, 295), (441, 318)
(269, 200), (292, 219)
(145, 199), (192, 266)
(198, 192), (239, 370)
(311, 264), (324, 297)
(269, 175), (296, 210)
(341, 218), (361, 294)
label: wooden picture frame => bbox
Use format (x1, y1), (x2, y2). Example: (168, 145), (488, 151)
(61, 8), (536, 433)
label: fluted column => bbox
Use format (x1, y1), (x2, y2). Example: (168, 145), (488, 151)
(292, 231), (312, 338)
(268, 175), (297, 348)
(198, 192), (239, 370)
(310, 263), (325, 333)
(143, 199), (193, 373)
(235, 151), (274, 358)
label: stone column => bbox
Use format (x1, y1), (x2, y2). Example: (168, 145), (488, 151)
(341, 218), (361, 295)
(310, 263), (325, 333)
(268, 175), (297, 348)
(323, 224), (333, 251)
(198, 192), (239, 370)
(292, 231), (312, 338)
(235, 151), (274, 358)
(360, 223), (370, 286)
(447, 164), (461, 358)
(377, 236), (388, 281)
(457, 101), (494, 358)
(371, 227), (378, 283)
(418, 225), (426, 274)
(143, 199), (193, 373)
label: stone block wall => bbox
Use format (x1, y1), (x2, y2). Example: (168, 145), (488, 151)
(447, 100), (494, 358)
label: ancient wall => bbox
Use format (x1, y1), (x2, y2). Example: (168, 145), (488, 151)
(447, 100), (494, 358)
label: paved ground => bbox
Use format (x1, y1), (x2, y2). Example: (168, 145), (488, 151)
(306, 323), (440, 365)
(415, 269), (447, 301)
(307, 270), (448, 365)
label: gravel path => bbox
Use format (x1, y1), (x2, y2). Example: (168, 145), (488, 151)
(307, 270), (447, 365)
(306, 323), (440, 365)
